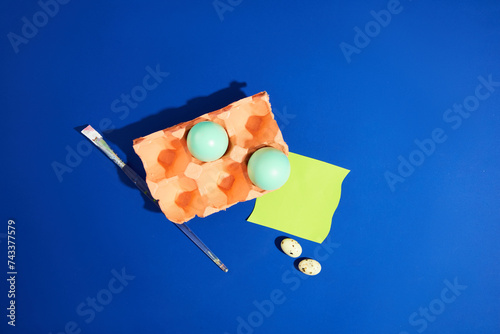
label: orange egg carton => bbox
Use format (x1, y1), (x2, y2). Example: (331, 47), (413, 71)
(133, 92), (289, 223)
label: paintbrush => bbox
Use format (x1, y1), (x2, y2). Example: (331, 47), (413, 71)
(81, 125), (228, 272)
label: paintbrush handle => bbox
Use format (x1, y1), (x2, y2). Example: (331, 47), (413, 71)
(81, 125), (228, 272)
(121, 165), (228, 272)
(121, 165), (158, 204)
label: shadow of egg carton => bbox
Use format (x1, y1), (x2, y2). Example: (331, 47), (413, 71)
(133, 92), (289, 223)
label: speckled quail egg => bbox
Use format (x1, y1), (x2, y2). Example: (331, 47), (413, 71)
(298, 259), (321, 276)
(280, 238), (302, 258)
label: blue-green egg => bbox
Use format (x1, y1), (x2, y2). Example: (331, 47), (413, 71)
(247, 147), (290, 190)
(187, 121), (229, 162)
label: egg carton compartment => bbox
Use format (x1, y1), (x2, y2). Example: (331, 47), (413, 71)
(133, 92), (289, 223)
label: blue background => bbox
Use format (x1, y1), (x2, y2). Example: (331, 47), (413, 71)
(1, 0), (499, 333)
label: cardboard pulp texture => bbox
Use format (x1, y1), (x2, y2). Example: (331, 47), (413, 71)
(133, 92), (289, 223)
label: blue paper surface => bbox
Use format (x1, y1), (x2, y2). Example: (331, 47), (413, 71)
(1, 1), (499, 333)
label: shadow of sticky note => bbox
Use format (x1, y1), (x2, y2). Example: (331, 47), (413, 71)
(247, 152), (350, 243)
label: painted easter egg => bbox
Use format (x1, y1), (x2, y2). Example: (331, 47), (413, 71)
(187, 121), (229, 162)
(247, 147), (290, 190)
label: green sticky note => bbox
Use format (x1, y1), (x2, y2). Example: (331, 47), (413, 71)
(247, 152), (350, 243)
